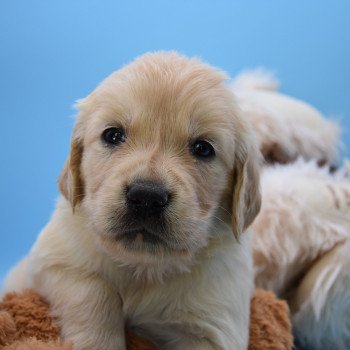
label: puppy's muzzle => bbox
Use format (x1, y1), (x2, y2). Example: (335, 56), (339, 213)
(126, 180), (170, 217)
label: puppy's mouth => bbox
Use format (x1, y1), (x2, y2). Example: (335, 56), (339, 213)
(116, 228), (165, 245)
(105, 214), (190, 255)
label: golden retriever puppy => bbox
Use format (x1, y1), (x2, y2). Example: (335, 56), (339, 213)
(4, 52), (261, 350)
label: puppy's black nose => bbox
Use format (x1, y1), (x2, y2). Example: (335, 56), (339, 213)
(126, 181), (169, 216)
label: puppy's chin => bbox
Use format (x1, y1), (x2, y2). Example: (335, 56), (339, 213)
(94, 223), (210, 274)
(95, 232), (197, 281)
(92, 208), (210, 256)
(117, 228), (165, 246)
(100, 229), (191, 258)
(115, 228), (186, 255)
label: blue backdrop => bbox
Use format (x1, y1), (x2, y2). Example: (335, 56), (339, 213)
(1, 1), (349, 285)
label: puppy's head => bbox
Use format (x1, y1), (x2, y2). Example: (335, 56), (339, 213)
(59, 52), (261, 267)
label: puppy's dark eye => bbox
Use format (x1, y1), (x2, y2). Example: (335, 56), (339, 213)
(102, 127), (126, 145)
(191, 140), (215, 159)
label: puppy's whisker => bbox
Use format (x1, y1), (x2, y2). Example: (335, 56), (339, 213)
(195, 200), (233, 218)
(217, 205), (233, 217)
(211, 215), (228, 226)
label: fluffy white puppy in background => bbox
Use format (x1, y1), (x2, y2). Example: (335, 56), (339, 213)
(252, 160), (350, 297)
(252, 160), (350, 350)
(231, 70), (340, 166)
(230, 70), (350, 349)
(4, 52), (261, 350)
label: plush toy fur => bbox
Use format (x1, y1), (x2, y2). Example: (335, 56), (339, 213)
(0, 289), (292, 350)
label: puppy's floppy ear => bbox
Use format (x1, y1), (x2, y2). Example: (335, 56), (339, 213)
(58, 130), (84, 209)
(231, 134), (261, 238)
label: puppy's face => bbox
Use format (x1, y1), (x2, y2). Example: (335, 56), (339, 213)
(60, 52), (260, 266)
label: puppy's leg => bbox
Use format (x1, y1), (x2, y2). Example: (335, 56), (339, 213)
(291, 242), (350, 350)
(32, 268), (126, 350)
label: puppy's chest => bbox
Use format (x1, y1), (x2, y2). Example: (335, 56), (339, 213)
(120, 282), (178, 323)
(121, 285), (196, 345)
(111, 273), (198, 333)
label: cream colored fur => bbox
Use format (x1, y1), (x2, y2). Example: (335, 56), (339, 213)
(289, 163), (350, 350)
(232, 71), (349, 349)
(252, 159), (350, 349)
(252, 160), (350, 297)
(292, 239), (350, 350)
(4, 52), (261, 350)
(231, 70), (340, 164)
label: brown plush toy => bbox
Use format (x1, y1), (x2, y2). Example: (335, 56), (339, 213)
(0, 289), (292, 350)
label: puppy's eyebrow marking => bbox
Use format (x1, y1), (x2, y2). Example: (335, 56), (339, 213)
(104, 118), (126, 127)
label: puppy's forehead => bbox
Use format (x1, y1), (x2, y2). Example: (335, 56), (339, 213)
(83, 53), (238, 144)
